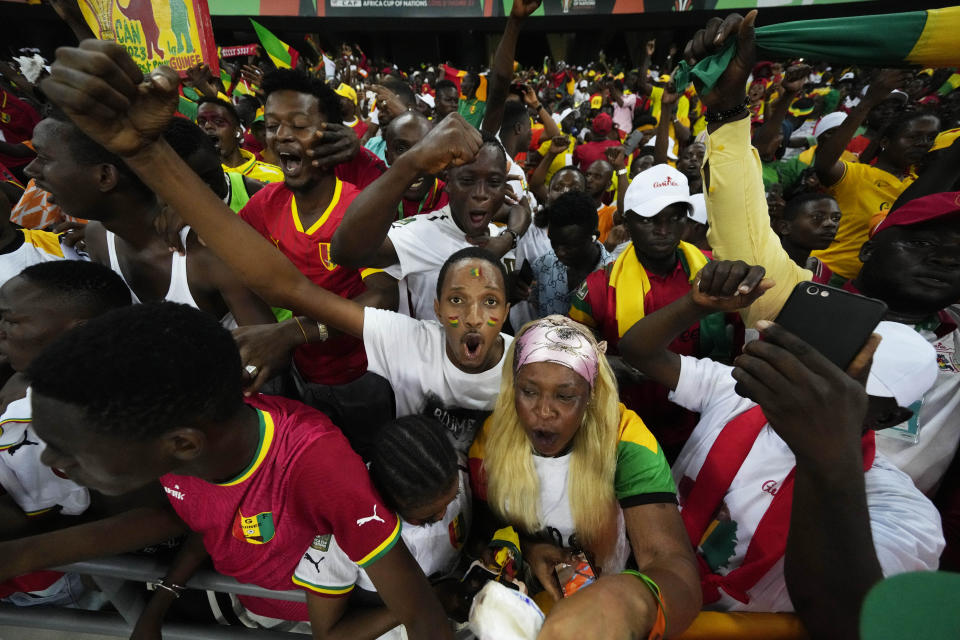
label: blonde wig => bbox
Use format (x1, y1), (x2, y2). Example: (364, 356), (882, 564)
(484, 317), (621, 563)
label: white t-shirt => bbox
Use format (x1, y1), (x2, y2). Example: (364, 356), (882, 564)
(0, 390), (89, 517)
(385, 206), (513, 321)
(293, 464), (471, 593)
(670, 355), (944, 613)
(0, 229), (82, 287)
(532, 453), (631, 573)
(509, 223), (552, 331)
(363, 307), (512, 454)
(877, 323), (960, 493)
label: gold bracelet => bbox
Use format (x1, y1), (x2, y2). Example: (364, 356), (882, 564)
(292, 316), (309, 344)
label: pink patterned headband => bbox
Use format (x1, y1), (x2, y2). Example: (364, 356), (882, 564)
(514, 316), (604, 387)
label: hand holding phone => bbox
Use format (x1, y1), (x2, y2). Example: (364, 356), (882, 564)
(554, 552), (598, 598)
(773, 282), (887, 370)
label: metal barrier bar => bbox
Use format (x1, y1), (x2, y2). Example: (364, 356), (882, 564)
(54, 555), (306, 603)
(0, 603), (305, 639)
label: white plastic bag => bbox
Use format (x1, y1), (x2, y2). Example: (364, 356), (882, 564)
(469, 581), (545, 640)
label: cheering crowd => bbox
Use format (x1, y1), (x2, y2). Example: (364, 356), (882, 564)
(0, 1), (959, 638)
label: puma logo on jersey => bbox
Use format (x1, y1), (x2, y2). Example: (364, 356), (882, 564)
(164, 484), (185, 500)
(302, 552), (325, 572)
(3, 433), (38, 456)
(356, 505), (385, 527)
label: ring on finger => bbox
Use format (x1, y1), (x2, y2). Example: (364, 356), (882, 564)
(245, 364), (259, 376)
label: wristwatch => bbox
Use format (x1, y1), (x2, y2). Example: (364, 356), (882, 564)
(617, 168), (628, 176)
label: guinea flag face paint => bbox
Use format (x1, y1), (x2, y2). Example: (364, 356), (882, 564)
(435, 258), (509, 373)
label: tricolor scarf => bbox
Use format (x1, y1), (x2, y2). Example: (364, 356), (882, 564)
(681, 406), (877, 605)
(675, 7), (960, 98)
(609, 241), (708, 338)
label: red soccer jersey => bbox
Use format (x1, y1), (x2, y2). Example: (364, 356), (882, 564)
(240, 179), (372, 384)
(0, 89), (39, 169)
(160, 394), (400, 621)
(398, 178), (449, 220)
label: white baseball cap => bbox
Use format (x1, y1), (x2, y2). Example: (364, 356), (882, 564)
(839, 72), (855, 81)
(552, 107), (575, 126)
(623, 164), (693, 219)
(814, 111), (847, 137)
(865, 321), (938, 408)
(418, 93), (435, 108)
(688, 192), (707, 225)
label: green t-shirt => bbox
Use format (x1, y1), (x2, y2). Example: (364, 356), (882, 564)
(458, 98), (487, 130)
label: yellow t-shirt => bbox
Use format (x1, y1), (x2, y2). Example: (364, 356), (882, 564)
(649, 86), (664, 123)
(225, 149), (284, 184)
(537, 135), (577, 187)
(811, 161), (916, 279)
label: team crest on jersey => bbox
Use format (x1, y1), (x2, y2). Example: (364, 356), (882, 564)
(231, 509), (275, 544)
(317, 243), (339, 271)
(448, 513), (465, 549)
(574, 280), (589, 300)
(311, 534), (332, 552)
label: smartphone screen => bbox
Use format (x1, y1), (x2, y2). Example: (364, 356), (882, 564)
(774, 282), (887, 370)
(554, 552), (597, 598)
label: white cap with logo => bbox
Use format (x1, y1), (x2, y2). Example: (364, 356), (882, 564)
(623, 164), (693, 219)
(866, 321), (938, 408)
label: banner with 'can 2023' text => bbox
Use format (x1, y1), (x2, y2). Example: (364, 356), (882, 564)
(77, 0), (218, 77)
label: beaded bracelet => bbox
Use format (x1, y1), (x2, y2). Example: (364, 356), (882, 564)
(152, 578), (186, 599)
(622, 570), (667, 640)
(704, 97), (749, 124)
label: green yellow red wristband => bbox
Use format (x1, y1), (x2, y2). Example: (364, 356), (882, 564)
(622, 570), (667, 640)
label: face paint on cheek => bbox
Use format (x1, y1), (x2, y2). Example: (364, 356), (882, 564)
(447, 316), (460, 327)
(487, 317), (499, 327)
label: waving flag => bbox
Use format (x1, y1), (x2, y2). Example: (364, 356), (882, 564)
(250, 19), (299, 69)
(675, 7), (960, 97)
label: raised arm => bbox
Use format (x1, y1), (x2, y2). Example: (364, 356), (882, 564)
(330, 114), (482, 269)
(523, 85), (561, 139)
(605, 146), (629, 222)
(751, 64), (809, 153)
(814, 69), (911, 187)
(618, 260), (769, 391)
(41, 40), (366, 338)
(480, 0), (542, 136)
(653, 85), (678, 166)
(529, 136), (568, 202)
(680, 12), (809, 325)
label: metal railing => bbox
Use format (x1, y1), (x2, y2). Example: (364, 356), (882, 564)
(0, 554), (306, 639)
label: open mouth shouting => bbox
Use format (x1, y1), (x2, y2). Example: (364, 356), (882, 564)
(278, 149), (305, 177)
(461, 332), (485, 362)
(530, 428), (560, 455)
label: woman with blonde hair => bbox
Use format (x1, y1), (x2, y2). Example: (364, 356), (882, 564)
(469, 315), (701, 639)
